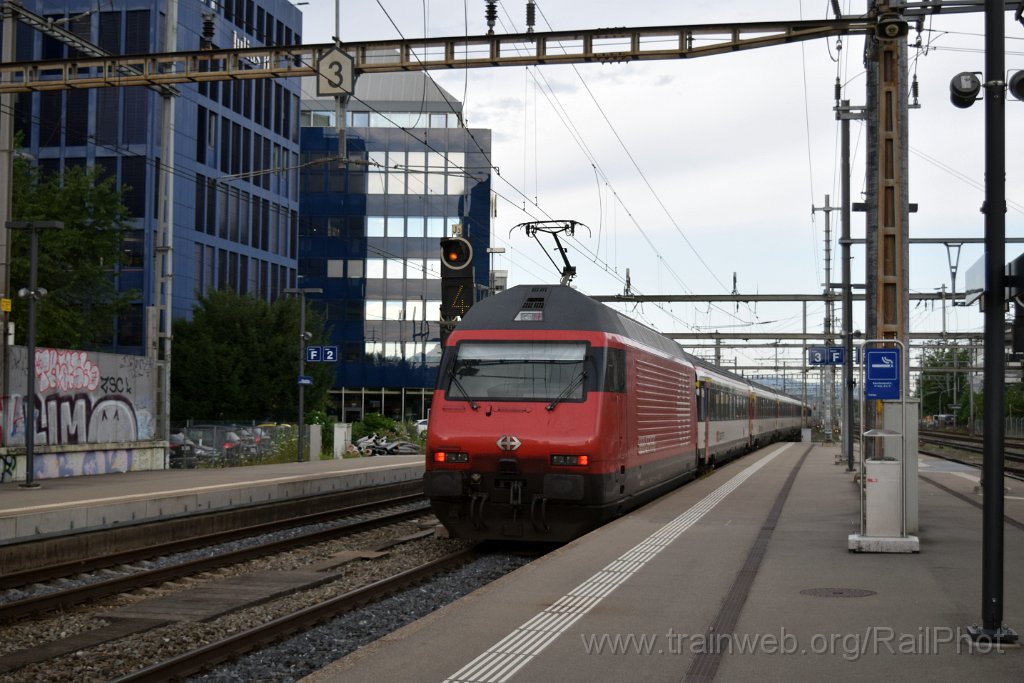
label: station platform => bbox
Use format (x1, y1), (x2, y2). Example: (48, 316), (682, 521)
(0, 455), (424, 546)
(303, 444), (1024, 682)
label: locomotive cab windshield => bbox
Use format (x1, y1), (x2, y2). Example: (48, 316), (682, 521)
(443, 341), (588, 403)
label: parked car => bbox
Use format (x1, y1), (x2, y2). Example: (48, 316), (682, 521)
(168, 432), (217, 468)
(415, 418), (429, 437)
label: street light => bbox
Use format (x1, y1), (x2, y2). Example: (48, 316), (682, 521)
(283, 287), (322, 462)
(8, 220), (62, 488)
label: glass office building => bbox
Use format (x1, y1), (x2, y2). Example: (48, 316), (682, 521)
(9, 0), (303, 353)
(299, 74), (492, 423)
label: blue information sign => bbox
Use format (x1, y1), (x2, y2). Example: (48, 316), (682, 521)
(808, 346), (845, 365)
(323, 345), (338, 362)
(864, 348), (901, 400)
(807, 347), (828, 365)
(305, 345), (322, 362)
(298, 375), (313, 386)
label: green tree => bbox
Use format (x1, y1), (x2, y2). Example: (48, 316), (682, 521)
(171, 290), (334, 422)
(918, 345), (972, 420)
(9, 159), (135, 348)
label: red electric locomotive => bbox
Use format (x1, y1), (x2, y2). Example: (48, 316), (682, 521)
(424, 284), (802, 542)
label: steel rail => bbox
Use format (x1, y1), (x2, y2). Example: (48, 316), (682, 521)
(108, 546), (480, 683)
(0, 498), (430, 624)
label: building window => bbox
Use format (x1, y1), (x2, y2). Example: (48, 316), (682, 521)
(386, 216), (404, 237)
(384, 300), (403, 320)
(366, 216), (385, 237)
(366, 300), (384, 321)
(427, 152), (445, 195)
(448, 152), (465, 195)
(406, 258), (426, 279)
(425, 300), (441, 321)
(347, 259), (364, 278)
(406, 216), (425, 238)
(366, 259), (384, 279)
(385, 258), (403, 279)
(368, 151), (386, 194)
(407, 152), (426, 194)
(425, 259), (441, 280)
(327, 259), (344, 277)
(405, 299), (426, 320)
(426, 217), (445, 238)
(405, 342), (424, 361)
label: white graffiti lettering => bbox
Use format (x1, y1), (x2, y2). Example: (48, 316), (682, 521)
(35, 349), (100, 393)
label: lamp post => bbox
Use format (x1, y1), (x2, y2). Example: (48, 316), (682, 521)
(283, 287), (322, 462)
(8, 220), (62, 488)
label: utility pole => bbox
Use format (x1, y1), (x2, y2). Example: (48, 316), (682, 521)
(0, 2), (16, 444)
(836, 96), (864, 471)
(813, 194), (838, 442)
(971, 0), (1016, 645)
(152, 0), (179, 458)
(284, 287), (323, 462)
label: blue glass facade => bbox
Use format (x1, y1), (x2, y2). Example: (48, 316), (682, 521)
(299, 86), (492, 422)
(11, 0), (302, 353)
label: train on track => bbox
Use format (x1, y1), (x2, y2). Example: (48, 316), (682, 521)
(424, 284), (807, 542)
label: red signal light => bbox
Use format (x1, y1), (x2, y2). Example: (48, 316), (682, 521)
(439, 237), (473, 270)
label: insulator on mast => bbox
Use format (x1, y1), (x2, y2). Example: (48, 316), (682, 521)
(526, 1), (536, 33)
(485, 1), (497, 35)
(201, 13), (215, 50)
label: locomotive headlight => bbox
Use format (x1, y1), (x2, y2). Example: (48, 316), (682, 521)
(551, 454), (589, 467)
(433, 451), (469, 464)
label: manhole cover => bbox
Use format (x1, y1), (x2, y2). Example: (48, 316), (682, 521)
(800, 588), (877, 598)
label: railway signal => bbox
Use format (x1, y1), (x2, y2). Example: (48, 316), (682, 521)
(440, 234), (475, 343)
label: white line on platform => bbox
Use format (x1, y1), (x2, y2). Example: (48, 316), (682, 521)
(0, 462), (421, 515)
(443, 443), (794, 683)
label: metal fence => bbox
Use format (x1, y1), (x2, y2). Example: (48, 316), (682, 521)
(1006, 417), (1024, 438)
(169, 421), (298, 469)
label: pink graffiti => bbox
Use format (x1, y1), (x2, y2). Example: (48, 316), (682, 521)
(35, 349), (100, 393)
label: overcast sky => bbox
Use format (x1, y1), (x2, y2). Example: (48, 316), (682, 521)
(299, 1), (1024, 372)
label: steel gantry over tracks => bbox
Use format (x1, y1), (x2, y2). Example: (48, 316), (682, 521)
(0, 17), (877, 93)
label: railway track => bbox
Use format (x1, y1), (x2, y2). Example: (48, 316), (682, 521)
(109, 546), (481, 683)
(0, 479), (426, 581)
(0, 494), (430, 623)
(0, 511), (480, 680)
(918, 429), (1024, 479)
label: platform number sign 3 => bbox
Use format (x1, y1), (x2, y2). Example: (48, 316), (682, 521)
(316, 48), (354, 96)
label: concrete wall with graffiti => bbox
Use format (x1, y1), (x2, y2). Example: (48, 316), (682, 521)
(0, 346), (165, 482)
